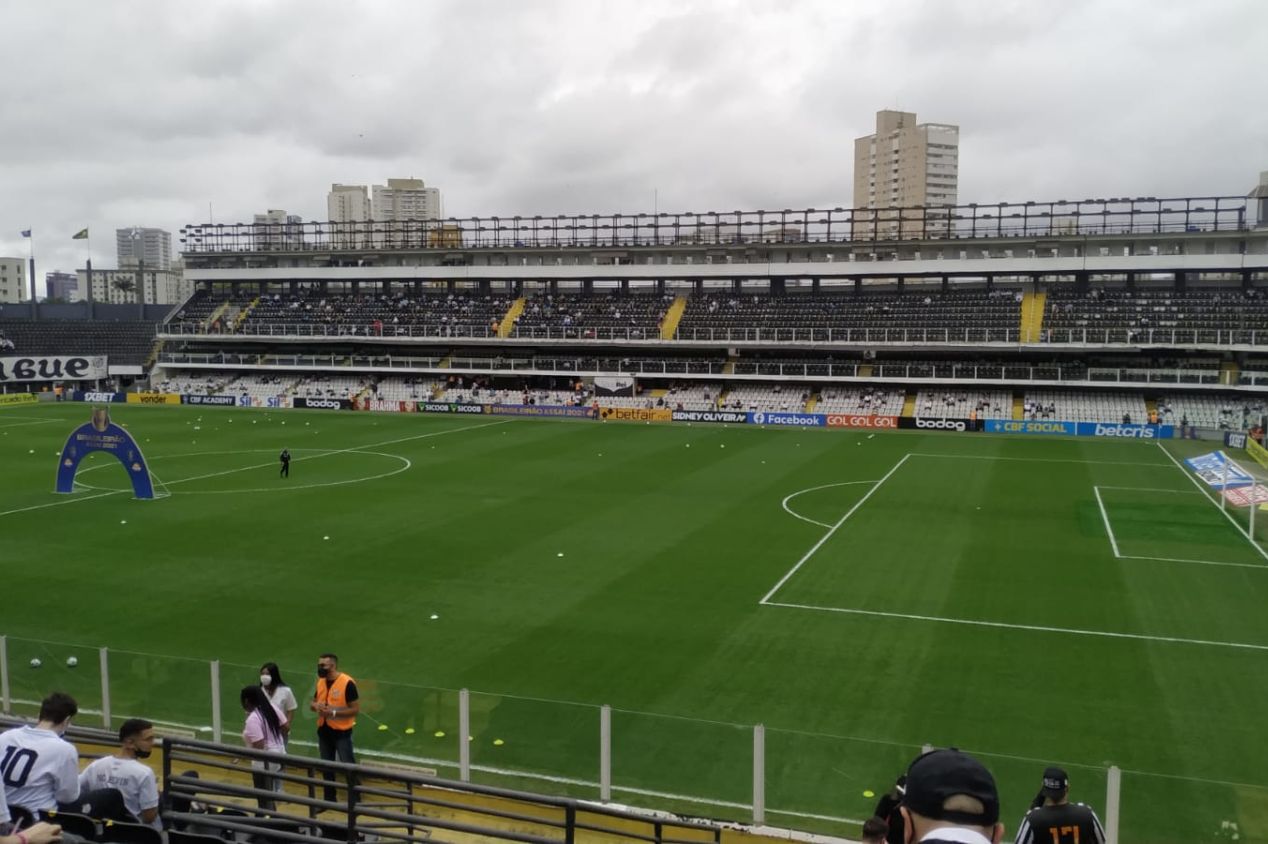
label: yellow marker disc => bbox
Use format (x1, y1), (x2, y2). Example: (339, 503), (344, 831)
(377, 724), (388, 731)
(493, 739), (504, 746)
(404, 728), (415, 735)
(434, 731), (445, 738)
(863, 790), (875, 798)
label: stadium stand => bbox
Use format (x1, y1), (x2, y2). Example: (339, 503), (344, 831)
(1023, 390), (1149, 423)
(817, 386), (905, 416)
(1155, 394), (1268, 429)
(1043, 287), (1268, 343)
(721, 383), (813, 412)
(914, 389), (1012, 419)
(0, 319), (158, 366)
(513, 292), (672, 338)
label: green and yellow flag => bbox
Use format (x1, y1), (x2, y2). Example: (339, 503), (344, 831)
(72, 228), (89, 239)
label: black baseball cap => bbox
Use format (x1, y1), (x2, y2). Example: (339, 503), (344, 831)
(1041, 766), (1069, 798)
(901, 748), (1000, 826)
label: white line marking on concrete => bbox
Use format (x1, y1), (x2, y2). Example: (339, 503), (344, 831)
(764, 600), (1268, 652)
(781, 481), (880, 529)
(760, 454), (910, 605)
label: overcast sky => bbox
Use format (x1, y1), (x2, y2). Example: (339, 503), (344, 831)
(2, 0), (1266, 292)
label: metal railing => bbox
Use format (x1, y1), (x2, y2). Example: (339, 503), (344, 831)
(157, 322), (1268, 346)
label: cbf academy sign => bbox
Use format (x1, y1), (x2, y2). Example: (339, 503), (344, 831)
(0, 355), (108, 383)
(55, 407), (156, 499)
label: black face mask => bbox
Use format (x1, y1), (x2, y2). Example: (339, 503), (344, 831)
(135, 748), (152, 760)
(317, 666), (330, 678)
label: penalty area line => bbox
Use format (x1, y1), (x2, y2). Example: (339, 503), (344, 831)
(764, 601), (1268, 652)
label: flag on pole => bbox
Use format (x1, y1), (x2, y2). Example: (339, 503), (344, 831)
(20, 229), (31, 237)
(72, 228), (89, 239)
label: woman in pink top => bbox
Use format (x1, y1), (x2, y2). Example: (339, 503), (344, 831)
(240, 685), (286, 810)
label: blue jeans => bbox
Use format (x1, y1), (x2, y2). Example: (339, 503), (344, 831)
(317, 726), (355, 802)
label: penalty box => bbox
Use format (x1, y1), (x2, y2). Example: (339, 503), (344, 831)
(761, 452), (1268, 649)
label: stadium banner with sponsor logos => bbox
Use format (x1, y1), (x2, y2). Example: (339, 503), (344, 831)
(489, 404), (597, 419)
(293, 397), (350, 410)
(1222, 484), (1268, 508)
(1247, 437), (1268, 470)
(418, 402), (485, 415)
(0, 392), (39, 406)
(0, 355), (108, 383)
(897, 417), (975, 433)
(71, 391), (126, 403)
(1184, 451), (1256, 489)
(183, 394), (237, 406)
(353, 398), (417, 413)
(236, 395), (291, 409)
(599, 406), (671, 423)
(1225, 431), (1248, 449)
(55, 406), (155, 499)
(748, 411), (826, 427)
(593, 376), (636, 398)
(670, 410), (748, 424)
(126, 392), (181, 405)
(1074, 422), (1173, 439)
(825, 414), (899, 430)
(985, 419), (1076, 436)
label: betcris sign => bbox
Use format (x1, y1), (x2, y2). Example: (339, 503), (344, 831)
(985, 420), (1076, 436)
(1076, 422), (1173, 439)
(749, 411), (826, 427)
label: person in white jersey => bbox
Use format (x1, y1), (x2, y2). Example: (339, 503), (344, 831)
(0, 693), (79, 814)
(76, 719), (160, 829)
(258, 663), (298, 743)
(0, 780), (63, 844)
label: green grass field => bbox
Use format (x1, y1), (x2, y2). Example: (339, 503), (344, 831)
(3, 402), (1268, 842)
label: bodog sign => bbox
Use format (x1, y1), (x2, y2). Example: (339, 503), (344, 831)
(826, 414), (899, 429)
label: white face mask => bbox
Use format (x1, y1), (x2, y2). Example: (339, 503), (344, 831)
(260, 674), (273, 687)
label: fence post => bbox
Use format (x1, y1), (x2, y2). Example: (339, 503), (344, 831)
(210, 660), (222, 743)
(99, 647), (111, 728)
(1105, 765), (1121, 844)
(752, 724), (765, 825)
(0, 636), (8, 714)
(600, 705), (612, 803)
(459, 689), (471, 782)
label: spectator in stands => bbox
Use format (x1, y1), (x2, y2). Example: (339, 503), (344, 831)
(1013, 767), (1105, 844)
(259, 662), (299, 742)
(240, 686), (286, 810)
(898, 748), (1004, 844)
(76, 718), (160, 829)
(0, 782), (62, 843)
(871, 775), (906, 844)
(310, 653), (359, 802)
(0, 693), (79, 814)
(861, 816), (890, 844)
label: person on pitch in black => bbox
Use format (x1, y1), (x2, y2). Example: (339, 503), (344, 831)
(279, 448), (291, 478)
(1013, 767), (1105, 844)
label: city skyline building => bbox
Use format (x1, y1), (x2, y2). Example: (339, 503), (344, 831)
(116, 227), (173, 270)
(852, 110), (959, 238)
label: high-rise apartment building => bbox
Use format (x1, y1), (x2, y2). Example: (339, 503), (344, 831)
(0, 257), (27, 304)
(327, 184), (370, 222)
(45, 271), (80, 302)
(371, 178), (442, 222)
(116, 227), (173, 270)
(81, 268), (191, 305)
(253, 209), (305, 251)
(852, 110), (959, 238)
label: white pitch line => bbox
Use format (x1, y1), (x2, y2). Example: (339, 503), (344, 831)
(0, 419), (63, 429)
(1095, 486), (1200, 494)
(908, 452), (1172, 468)
(760, 454), (910, 605)
(1093, 486), (1122, 558)
(1119, 554), (1268, 570)
(764, 600), (1268, 652)
(1155, 442), (1268, 563)
(781, 481), (880, 529)
(0, 419), (508, 518)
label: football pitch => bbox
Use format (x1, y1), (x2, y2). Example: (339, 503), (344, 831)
(3, 403), (1268, 843)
